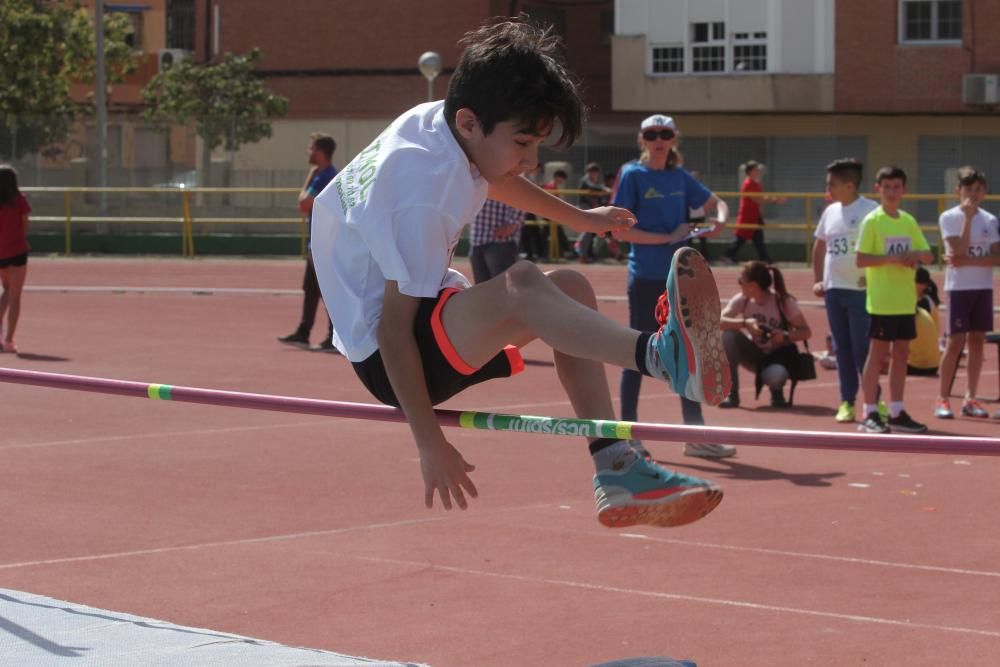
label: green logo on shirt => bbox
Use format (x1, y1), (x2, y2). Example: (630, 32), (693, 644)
(336, 135), (383, 211)
(643, 187), (664, 199)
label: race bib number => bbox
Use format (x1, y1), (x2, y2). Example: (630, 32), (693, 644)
(884, 236), (911, 256)
(827, 233), (854, 257)
(967, 242), (990, 258)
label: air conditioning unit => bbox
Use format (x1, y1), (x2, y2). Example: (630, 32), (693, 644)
(962, 74), (1000, 105)
(157, 48), (190, 73)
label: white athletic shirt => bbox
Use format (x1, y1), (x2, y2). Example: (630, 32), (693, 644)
(939, 206), (1000, 292)
(311, 102), (489, 361)
(814, 197), (878, 291)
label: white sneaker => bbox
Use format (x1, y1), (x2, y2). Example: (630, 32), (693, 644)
(684, 443), (737, 459)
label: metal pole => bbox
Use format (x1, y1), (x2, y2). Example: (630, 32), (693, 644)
(94, 0), (108, 227)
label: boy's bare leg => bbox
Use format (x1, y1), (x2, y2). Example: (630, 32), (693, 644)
(546, 270), (618, 421)
(444, 260), (640, 376)
(965, 331), (985, 399)
(937, 333), (966, 399)
(861, 339), (890, 405)
(443, 256), (725, 528)
(888, 340), (909, 403)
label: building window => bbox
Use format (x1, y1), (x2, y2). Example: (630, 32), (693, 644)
(900, 0), (962, 43)
(733, 31), (767, 72)
(691, 21), (725, 73)
(651, 45), (684, 74)
(166, 0), (196, 51)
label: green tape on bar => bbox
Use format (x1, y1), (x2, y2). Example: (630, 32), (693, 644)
(458, 411), (632, 440)
(147, 384), (172, 400)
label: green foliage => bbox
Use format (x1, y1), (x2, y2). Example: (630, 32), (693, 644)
(0, 0), (136, 158)
(142, 48), (289, 153)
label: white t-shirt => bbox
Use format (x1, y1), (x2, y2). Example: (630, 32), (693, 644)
(311, 102), (489, 361)
(939, 205), (1000, 292)
(814, 196), (879, 291)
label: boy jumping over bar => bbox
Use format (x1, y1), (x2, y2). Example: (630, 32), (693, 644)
(311, 18), (730, 528)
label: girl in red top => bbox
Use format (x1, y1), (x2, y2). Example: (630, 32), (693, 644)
(723, 161), (784, 264)
(0, 165), (30, 353)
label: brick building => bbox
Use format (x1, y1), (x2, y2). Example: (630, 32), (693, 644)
(20, 0), (1000, 213)
(611, 0), (1000, 219)
(185, 0), (615, 174)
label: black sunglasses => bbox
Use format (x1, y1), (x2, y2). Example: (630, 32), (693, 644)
(642, 129), (675, 141)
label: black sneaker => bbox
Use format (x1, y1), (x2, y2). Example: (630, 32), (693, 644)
(311, 338), (341, 354)
(277, 331), (310, 348)
(859, 412), (889, 434)
(887, 411), (928, 434)
(770, 389), (789, 408)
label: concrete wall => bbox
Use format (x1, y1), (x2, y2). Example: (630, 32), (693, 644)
(612, 34), (834, 112)
(616, 0), (834, 73)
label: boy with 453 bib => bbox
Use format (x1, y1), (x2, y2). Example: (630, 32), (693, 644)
(311, 18), (730, 528)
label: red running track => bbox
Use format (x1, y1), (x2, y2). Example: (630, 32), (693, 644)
(1, 256), (999, 666)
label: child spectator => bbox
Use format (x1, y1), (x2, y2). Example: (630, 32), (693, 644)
(574, 162), (610, 263)
(908, 267), (941, 376)
(723, 161), (784, 264)
(469, 198), (524, 283)
(856, 166), (933, 433)
(934, 166), (1000, 418)
(0, 165), (29, 354)
(812, 158), (882, 423)
(542, 169), (573, 258)
(719, 261), (812, 408)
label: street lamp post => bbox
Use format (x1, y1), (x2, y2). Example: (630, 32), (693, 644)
(418, 51), (442, 103)
(95, 0), (108, 223)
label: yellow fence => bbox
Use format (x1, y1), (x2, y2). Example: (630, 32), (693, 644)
(21, 186), (1000, 263)
(23, 186), (303, 257)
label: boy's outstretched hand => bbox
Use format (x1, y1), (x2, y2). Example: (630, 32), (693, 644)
(419, 438), (478, 510)
(583, 206), (636, 235)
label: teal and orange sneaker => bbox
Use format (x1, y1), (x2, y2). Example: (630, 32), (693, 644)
(647, 248), (730, 406)
(594, 456), (723, 528)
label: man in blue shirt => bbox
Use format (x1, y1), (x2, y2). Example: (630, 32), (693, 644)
(278, 133), (339, 351)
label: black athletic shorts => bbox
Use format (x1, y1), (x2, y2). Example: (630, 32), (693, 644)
(352, 287), (524, 407)
(870, 313), (917, 342)
(0, 252), (28, 268)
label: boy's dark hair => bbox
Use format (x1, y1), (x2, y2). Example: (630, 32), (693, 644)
(826, 158), (863, 187)
(915, 266), (941, 306)
(956, 165), (987, 188)
(743, 160), (760, 176)
(310, 133), (336, 160)
(445, 17), (584, 149)
(0, 165), (20, 208)
(875, 165), (907, 185)
(553, 169), (568, 179)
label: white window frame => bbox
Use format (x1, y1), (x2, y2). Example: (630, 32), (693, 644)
(691, 21), (726, 74)
(649, 43), (686, 75)
(898, 0), (962, 45)
(732, 31), (767, 73)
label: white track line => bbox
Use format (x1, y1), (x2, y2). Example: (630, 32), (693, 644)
(530, 525), (1000, 579)
(0, 504), (548, 571)
(0, 419), (333, 451)
(27, 286), (300, 296)
(359, 556), (1000, 639)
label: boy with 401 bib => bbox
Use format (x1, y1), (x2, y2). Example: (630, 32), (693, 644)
(311, 18), (730, 528)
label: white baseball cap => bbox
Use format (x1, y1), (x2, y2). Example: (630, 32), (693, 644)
(640, 114), (676, 131)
